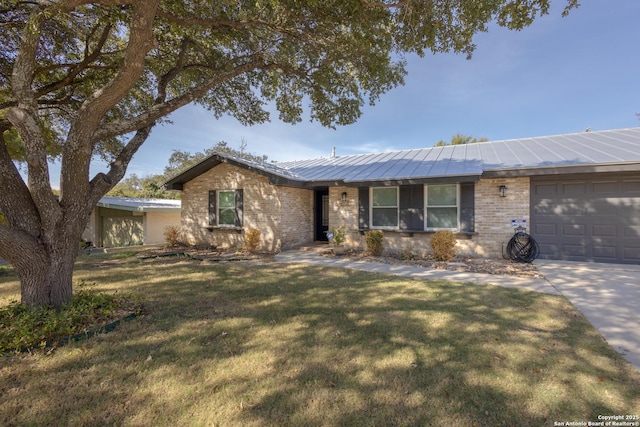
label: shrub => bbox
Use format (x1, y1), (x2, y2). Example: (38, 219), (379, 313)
(400, 245), (419, 261)
(430, 230), (457, 261)
(330, 227), (346, 246)
(163, 225), (182, 248)
(243, 228), (261, 253)
(365, 230), (384, 256)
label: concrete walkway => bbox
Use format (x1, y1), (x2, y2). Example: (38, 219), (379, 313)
(535, 260), (640, 371)
(276, 250), (639, 371)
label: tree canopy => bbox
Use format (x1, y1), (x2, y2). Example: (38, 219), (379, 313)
(435, 133), (489, 147)
(0, 0), (578, 308)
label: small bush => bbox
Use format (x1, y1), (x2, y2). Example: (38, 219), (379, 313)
(164, 225), (182, 248)
(243, 228), (261, 253)
(365, 230), (384, 256)
(430, 230), (457, 261)
(330, 227), (346, 246)
(400, 245), (419, 261)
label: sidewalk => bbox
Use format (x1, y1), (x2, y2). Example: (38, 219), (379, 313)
(275, 250), (560, 295)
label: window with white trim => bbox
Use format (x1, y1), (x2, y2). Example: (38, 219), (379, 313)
(208, 189), (243, 227)
(218, 190), (236, 226)
(371, 186), (398, 228)
(425, 184), (459, 230)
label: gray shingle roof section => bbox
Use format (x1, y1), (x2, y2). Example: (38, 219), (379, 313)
(275, 127), (640, 182)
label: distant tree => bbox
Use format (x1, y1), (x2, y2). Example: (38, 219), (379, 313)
(164, 140), (267, 176)
(107, 173), (180, 199)
(435, 133), (489, 147)
(108, 140), (265, 198)
(0, 1), (578, 308)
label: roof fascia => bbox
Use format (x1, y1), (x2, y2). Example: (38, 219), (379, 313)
(164, 153), (306, 190)
(341, 175), (481, 187)
(96, 202), (180, 213)
(482, 163), (640, 178)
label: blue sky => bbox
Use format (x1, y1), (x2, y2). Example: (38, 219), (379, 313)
(86, 0), (639, 183)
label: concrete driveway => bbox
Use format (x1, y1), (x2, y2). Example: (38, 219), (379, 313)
(535, 260), (640, 371)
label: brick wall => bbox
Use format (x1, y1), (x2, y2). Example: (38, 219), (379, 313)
(182, 167), (530, 257)
(474, 176), (530, 257)
(327, 186), (360, 247)
(181, 162), (313, 251)
(327, 177), (530, 258)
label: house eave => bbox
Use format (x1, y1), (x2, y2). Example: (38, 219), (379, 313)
(163, 153), (305, 190)
(96, 202), (181, 213)
(341, 174), (481, 187)
(482, 162), (640, 178)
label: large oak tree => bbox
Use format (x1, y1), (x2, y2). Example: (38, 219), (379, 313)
(0, 0), (577, 308)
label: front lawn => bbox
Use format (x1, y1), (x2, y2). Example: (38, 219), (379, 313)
(1, 252), (639, 426)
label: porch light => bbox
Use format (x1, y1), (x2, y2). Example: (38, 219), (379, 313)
(499, 185), (507, 197)
(341, 192), (347, 202)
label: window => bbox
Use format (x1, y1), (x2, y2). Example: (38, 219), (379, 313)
(208, 189), (243, 227)
(425, 184), (458, 229)
(218, 190), (236, 226)
(371, 187), (398, 228)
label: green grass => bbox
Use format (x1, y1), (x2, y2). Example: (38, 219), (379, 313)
(0, 252), (639, 426)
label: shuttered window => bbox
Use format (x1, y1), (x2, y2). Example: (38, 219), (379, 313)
(425, 184), (458, 230)
(371, 187), (398, 228)
(358, 183), (474, 232)
(208, 189), (243, 227)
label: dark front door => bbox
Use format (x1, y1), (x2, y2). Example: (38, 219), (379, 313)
(315, 189), (329, 241)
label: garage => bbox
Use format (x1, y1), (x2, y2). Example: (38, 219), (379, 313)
(531, 173), (640, 263)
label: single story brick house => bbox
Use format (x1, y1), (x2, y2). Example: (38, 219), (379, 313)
(165, 127), (640, 264)
(83, 196), (181, 248)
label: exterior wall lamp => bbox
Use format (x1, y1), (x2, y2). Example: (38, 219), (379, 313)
(341, 192), (347, 202)
(499, 185), (507, 198)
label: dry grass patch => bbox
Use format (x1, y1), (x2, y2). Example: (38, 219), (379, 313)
(0, 252), (639, 426)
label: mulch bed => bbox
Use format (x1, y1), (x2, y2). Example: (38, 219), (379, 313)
(138, 246), (272, 263)
(322, 249), (545, 279)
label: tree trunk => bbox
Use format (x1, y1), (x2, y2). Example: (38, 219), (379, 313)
(19, 255), (75, 309)
(11, 226), (82, 309)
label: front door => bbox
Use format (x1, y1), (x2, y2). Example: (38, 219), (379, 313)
(315, 189), (329, 241)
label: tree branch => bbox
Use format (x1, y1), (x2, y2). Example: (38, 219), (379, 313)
(358, 0), (408, 8)
(0, 125), (42, 233)
(34, 22), (113, 98)
(94, 56), (266, 140)
(155, 37), (190, 103)
(0, 223), (48, 272)
(89, 125), (154, 204)
(156, 9), (275, 31)
(8, 4), (61, 228)
(61, 1), (159, 201)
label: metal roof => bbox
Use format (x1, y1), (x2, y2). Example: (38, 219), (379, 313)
(97, 196), (181, 212)
(164, 127), (640, 189)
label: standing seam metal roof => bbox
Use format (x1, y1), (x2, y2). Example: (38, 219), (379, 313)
(164, 128), (640, 189)
(276, 128), (640, 182)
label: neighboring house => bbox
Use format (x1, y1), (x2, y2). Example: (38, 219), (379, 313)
(164, 127), (640, 264)
(83, 196), (181, 248)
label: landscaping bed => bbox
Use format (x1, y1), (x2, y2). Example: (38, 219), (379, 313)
(139, 244), (544, 279)
(137, 246), (272, 263)
(322, 249), (545, 279)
